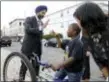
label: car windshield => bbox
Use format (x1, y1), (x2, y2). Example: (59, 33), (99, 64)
(49, 38), (57, 42)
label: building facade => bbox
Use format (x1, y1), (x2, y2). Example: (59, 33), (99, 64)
(7, 19), (25, 41)
(43, 2), (82, 38)
(9, 19), (25, 36)
(43, 1), (108, 38)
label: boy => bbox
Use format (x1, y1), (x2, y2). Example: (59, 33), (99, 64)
(50, 23), (90, 82)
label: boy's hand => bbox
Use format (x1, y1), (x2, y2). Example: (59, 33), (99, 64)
(51, 30), (60, 37)
(51, 30), (57, 36)
(50, 62), (64, 71)
(51, 63), (61, 71)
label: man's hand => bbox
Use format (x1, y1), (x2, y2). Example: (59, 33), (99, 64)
(43, 19), (50, 28)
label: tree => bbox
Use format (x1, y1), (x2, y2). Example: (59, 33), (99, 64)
(42, 34), (54, 40)
(42, 33), (63, 40)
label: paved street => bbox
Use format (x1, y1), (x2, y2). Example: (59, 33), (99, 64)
(1, 42), (105, 81)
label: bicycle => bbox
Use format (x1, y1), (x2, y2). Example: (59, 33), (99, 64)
(3, 52), (69, 82)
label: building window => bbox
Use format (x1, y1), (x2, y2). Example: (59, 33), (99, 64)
(19, 22), (22, 26)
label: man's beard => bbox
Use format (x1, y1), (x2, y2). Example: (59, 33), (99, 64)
(38, 15), (44, 19)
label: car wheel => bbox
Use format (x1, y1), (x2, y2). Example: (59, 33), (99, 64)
(56, 44), (58, 48)
(6, 44), (9, 47)
(5, 44), (8, 47)
(8, 43), (11, 46)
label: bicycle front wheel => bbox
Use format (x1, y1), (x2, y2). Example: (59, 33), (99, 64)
(3, 52), (36, 82)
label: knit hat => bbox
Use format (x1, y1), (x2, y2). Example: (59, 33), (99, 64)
(35, 5), (47, 13)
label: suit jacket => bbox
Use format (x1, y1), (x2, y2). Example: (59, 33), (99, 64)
(21, 16), (43, 56)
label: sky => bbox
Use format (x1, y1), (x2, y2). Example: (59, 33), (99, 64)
(1, 1), (83, 29)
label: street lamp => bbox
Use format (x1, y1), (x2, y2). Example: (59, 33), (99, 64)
(3, 26), (6, 36)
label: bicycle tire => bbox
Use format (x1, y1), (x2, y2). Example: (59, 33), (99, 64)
(3, 52), (36, 82)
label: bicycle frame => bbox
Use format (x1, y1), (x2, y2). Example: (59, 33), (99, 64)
(32, 52), (68, 82)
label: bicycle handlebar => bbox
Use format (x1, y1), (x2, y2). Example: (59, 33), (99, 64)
(38, 61), (51, 68)
(32, 52), (51, 68)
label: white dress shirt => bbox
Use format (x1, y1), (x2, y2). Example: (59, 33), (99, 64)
(35, 15), (44, 31)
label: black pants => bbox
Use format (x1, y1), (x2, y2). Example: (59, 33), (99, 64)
(82, 56), (90, 80)
(19, 53), (41, 80)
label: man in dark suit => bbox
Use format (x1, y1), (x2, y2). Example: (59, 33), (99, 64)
(19, 5), (49, 81)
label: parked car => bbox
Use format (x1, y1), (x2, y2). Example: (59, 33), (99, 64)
(0, 36), (12, 47)
(44, 38), (58, 47)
